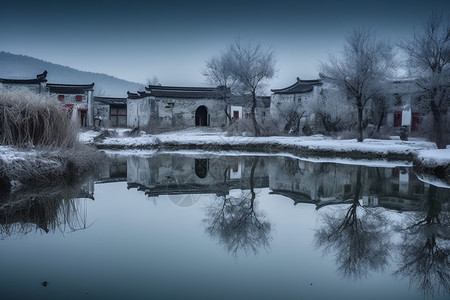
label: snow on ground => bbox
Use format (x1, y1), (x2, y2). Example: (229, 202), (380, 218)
(2, 127), (449, 188)
(81, 127), (450, 184)
(416, 148), (450, 167)
(81, 126), (440, 156)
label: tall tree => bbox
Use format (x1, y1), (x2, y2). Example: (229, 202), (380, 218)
(203, 54), (235, 123)
(225, 40), (276, 136)
(320, 29), (395, 142)
(401, 13), (450, 149)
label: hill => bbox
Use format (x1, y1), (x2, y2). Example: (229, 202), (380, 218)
(0, 52), (143, 97)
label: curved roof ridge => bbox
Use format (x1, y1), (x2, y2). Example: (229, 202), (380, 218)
(146, 85), (217, 92)
(0, 70), (48, 84)
(271, 77), (322, 94)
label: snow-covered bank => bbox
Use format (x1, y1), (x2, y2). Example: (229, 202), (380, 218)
(0, 145), (101, 194)
(83, 127), (438, 159)
(414, 148), (450, 186)
(80, 127), (450, 185)
(416, 148), (450, 168)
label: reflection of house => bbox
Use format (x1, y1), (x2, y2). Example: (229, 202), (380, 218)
(0, 71), (95, 127)
(126, 154), (269, 202)
(96, 153), (449, 212)
(269, 157), (358, 204)
(268, 156), (435, 211)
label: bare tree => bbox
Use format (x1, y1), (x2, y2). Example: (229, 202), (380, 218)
(145, 76), (160, 86)
(320, 29), (395, 142)
(401, 13), (450, 149)
(203, 54), (236, 123)
(225, 39), (276, 136)
(276, 102), (306, 134)
(307, 85), (353, 133)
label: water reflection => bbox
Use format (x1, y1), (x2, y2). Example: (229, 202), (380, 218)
(314, 166), (392, 279)
(114, 152), (449, 298)
(203, 157), (272, 256)
(394, 185), (450, 298)
(0, 181), (94, 238)
(3, 151), (450, 299)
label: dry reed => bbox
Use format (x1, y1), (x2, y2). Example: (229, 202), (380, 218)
(0, 88), (102, 187)
(0, 88), (79, 148)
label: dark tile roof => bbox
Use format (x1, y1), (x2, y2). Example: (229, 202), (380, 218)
(271, 77), (322, 94)
(145, 84), (221, 99)
(127, 91), (150, 99)
(0, 70), (47, 85)
(47, 83), (94, 94)
(94, 96), (127, 106)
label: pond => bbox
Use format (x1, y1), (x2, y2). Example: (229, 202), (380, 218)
(1, 152), (449, 300)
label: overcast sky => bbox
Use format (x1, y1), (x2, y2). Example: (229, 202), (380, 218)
(1, 0), (448, 90)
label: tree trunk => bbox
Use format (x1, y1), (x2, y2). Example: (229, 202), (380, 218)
(251, 91), (260, 137)
(224, 105), (232, 125)
(376, 109), (385, 133)
(357, 99), (364, 142)
(431, 101), (445, 149)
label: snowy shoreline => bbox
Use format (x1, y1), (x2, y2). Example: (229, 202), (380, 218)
(2, 128), (449, 190)
(82, 127), (450, 185)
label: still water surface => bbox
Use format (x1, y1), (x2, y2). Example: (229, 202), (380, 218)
(1, 152), (449, 300)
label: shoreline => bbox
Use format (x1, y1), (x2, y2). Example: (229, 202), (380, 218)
(86, 128), (450, 185)
(2, 128), (449, 189)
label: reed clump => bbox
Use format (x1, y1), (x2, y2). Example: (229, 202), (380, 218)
(0, 89), (79, 148)
(0, 89), (102, 189)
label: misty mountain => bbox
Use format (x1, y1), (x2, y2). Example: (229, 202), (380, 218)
(0, 52), (144, 97)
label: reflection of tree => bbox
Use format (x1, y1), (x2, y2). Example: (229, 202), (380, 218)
(315, 167), (391, 279)
(394, 185), (450, 299)
(203, 157), (272, 256)
(0, 182), (93, 238)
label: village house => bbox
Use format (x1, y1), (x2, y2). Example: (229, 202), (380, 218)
(270, 76), (438, 135)
(0, 70), (48, 93)
(47, 82), (95, 127)
(0, 71), (95, 127)
(383, 79), (423, 132)
(270, 77), (323, 132)
(127, 85), (235, 131)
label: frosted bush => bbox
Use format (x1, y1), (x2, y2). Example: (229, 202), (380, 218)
(0, 89), (79, 148)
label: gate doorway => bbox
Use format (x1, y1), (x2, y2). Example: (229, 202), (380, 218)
(195, 106), (208, 126)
